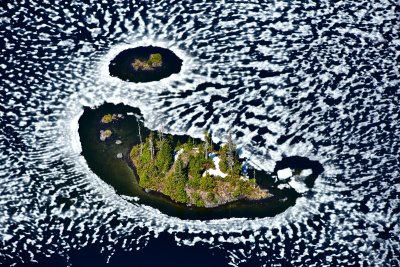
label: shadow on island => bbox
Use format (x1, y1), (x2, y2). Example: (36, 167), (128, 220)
(78, 103), (323, 220)
(109, 46), (183, 83)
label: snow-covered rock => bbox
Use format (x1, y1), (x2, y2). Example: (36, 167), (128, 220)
(288, 177), (308, 193)
(300, 169), (313, 177)
(99, 129), (112, 141)
(277, 168), (292, 180)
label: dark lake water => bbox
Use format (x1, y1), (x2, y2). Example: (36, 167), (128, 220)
(1, 0), (399, 266)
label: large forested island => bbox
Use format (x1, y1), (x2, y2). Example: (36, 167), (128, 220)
(129, 128), (269, 208)
(78, 103), (322, 219)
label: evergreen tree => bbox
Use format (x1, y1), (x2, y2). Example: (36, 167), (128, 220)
(174, 159), (186, 179)
(136, 118), (143, 156)
(156, 138), (173, 174)
(173, 159), (188, 202)
(149, 132), (155, 160)
(158, 124), (164, 141)
(188, 153), (204, 180)
(218, 144), (229, 173)
(187, 137), (194, 149)
(164, 159), (188, 203)
(226, 128), (236, 171)
(204, 130), (210, 159)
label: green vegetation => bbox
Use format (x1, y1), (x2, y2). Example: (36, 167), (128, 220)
(100, 129), (112, 141)
(200, 174), (215, 191)
(132, 53), (163, 71)
(147, 53), (162, 65)
(188, 152), (208, 180)
(218, 144), (241, 177)
(156, 137), (174, 174)
(191, 192), (204, 207)
(164, 159), (188, 203)
(129, 128), (269, 207)
(101, 114), (113, 123)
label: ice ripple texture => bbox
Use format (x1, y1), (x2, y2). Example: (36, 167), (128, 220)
(1, 0), (399, 266)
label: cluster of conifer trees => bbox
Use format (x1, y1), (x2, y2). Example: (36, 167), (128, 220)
(130, 127), (257, 206)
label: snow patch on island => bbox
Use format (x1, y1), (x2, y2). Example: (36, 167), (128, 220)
(174, 148), (184, 161)
(300, 169), (313, 177)
(203, 153), (228, 178)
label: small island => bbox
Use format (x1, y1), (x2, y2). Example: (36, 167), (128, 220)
(109, 46), (182, 83)
(129, 128), (269, 207)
